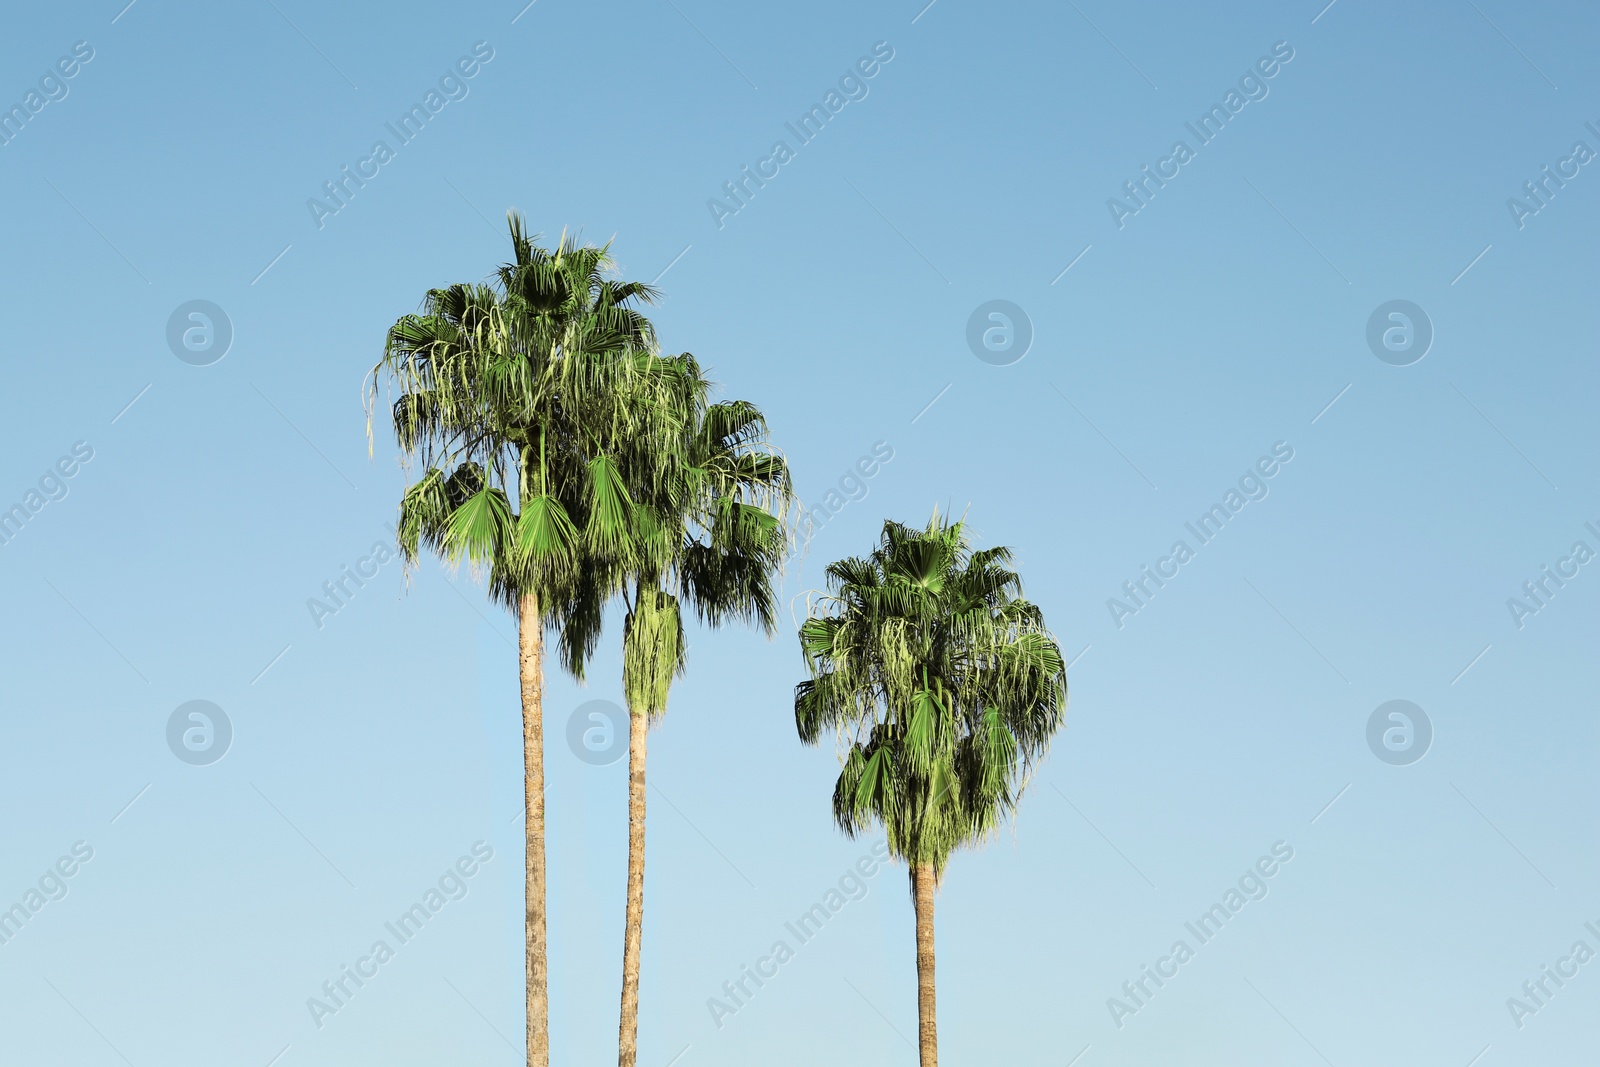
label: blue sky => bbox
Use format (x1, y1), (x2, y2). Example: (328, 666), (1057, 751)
(0, 0), (1596, 1064)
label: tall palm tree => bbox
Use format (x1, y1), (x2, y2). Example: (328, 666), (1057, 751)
(608, 359), (794, 1067)
(794, 512), (1067, 1067)
(370, 215), (673, 1067)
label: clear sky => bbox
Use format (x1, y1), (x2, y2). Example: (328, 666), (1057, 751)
(0, 1), (1596, 1064)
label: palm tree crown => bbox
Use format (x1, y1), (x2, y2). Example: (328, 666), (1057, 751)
(622, 365), (795, 696)
(795, 511), (1068, 876)
(371, 214), (679, 663)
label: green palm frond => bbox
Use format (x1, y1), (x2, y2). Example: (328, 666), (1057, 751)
(442, 484), (514, 571)
(622, 590), (685, 720)
(515, 493), (579, 569)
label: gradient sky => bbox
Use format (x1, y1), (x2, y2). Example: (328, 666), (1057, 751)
(1, 1), (1596, 1065)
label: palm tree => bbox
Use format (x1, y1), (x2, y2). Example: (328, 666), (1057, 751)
(608, 360), (794, 1067)
(370, 215), (672, 1067)
(794, 512), (1068, 1067)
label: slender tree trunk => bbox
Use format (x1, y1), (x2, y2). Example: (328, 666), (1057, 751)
(616, 708), (648, 1067)
(518, 591), (550, 1067)
(912, 862), (938, 1067)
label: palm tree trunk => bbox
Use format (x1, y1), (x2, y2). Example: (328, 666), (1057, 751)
(912, 862), (938, 1067)
(518, 591), (550, 1067)
(617, 708), (648, 1067)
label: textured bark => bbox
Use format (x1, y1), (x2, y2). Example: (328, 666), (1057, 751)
(519, 592), (550, 1067)
(912, 862), (938, 1067)
(616, 709), (649, 1067)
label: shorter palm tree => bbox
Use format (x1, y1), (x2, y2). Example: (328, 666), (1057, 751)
(794, 512), (1067, 1067)
(609, 358), (794, 1067)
